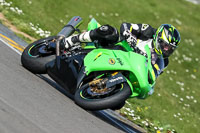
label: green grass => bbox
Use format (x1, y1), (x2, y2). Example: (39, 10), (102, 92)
(1, 0), (200, 132)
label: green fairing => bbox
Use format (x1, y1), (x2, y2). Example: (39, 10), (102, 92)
(115, 41), (133, 52)
(87, 18), (101, 31)
(84, 18), (101, 49)
(83, 18), (156, 98)
(84, 47), (155, 98)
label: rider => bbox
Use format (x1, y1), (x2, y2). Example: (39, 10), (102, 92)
(60, 22), (181, 96)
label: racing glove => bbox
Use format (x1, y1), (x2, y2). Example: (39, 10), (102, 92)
(123, 30), (147, 57)
(123, 30), (137, 48)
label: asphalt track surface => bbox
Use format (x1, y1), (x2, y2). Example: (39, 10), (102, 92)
(0, 24), (145, 133)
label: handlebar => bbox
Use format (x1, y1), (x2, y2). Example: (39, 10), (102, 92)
(57, 16), (83, 37)
(56, 16), (83, 56)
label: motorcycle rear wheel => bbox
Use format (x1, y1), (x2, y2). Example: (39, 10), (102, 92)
(74, 82), (131, 111)
(21, 36), (57, 74)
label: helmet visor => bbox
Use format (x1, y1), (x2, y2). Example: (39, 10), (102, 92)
(157, 38), (176, 57)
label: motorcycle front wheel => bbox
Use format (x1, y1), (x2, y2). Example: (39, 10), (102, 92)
(74, 82), (131, 111)
(21, 36), (57, 74)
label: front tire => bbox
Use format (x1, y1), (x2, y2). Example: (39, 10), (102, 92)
(74, 82), (131, 111)
(21, 36), (57, 74)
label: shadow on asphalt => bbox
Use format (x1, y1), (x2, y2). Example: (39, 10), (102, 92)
(37, 74), (144, 133)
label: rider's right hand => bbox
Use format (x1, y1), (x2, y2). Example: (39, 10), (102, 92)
(61, 35), (81, 49)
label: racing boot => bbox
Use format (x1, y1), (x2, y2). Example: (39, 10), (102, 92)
(60, 24), (119, 50)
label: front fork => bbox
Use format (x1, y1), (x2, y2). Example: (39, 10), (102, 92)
(87, 72), (136, 97)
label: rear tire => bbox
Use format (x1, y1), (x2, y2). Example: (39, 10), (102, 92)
(74, 82), (131, 111)
(21, 36), (57, 74)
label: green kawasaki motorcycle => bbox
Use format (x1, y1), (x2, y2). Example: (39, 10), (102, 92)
(21, 16), (156, 110)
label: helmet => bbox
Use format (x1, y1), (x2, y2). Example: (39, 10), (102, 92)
(153, 24), (181, 58)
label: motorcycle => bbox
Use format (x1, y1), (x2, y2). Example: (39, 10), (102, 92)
(21, 16), (156, 110)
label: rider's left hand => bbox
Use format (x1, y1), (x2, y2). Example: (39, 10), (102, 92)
(123, 30), (137, 48)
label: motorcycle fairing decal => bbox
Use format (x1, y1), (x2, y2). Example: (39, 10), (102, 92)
(106, 73), (126, 88)
(94, 52), (102, 61)
(116, 57), (123, 66)
(112, 50), (124, 66)
(108, 58), (116, 65)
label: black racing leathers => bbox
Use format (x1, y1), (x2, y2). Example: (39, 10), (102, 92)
(120, 23), (156, 41)
(120, 22), (169, 78)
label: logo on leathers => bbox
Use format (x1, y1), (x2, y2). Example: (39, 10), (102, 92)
(141, 24), (149, 31)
